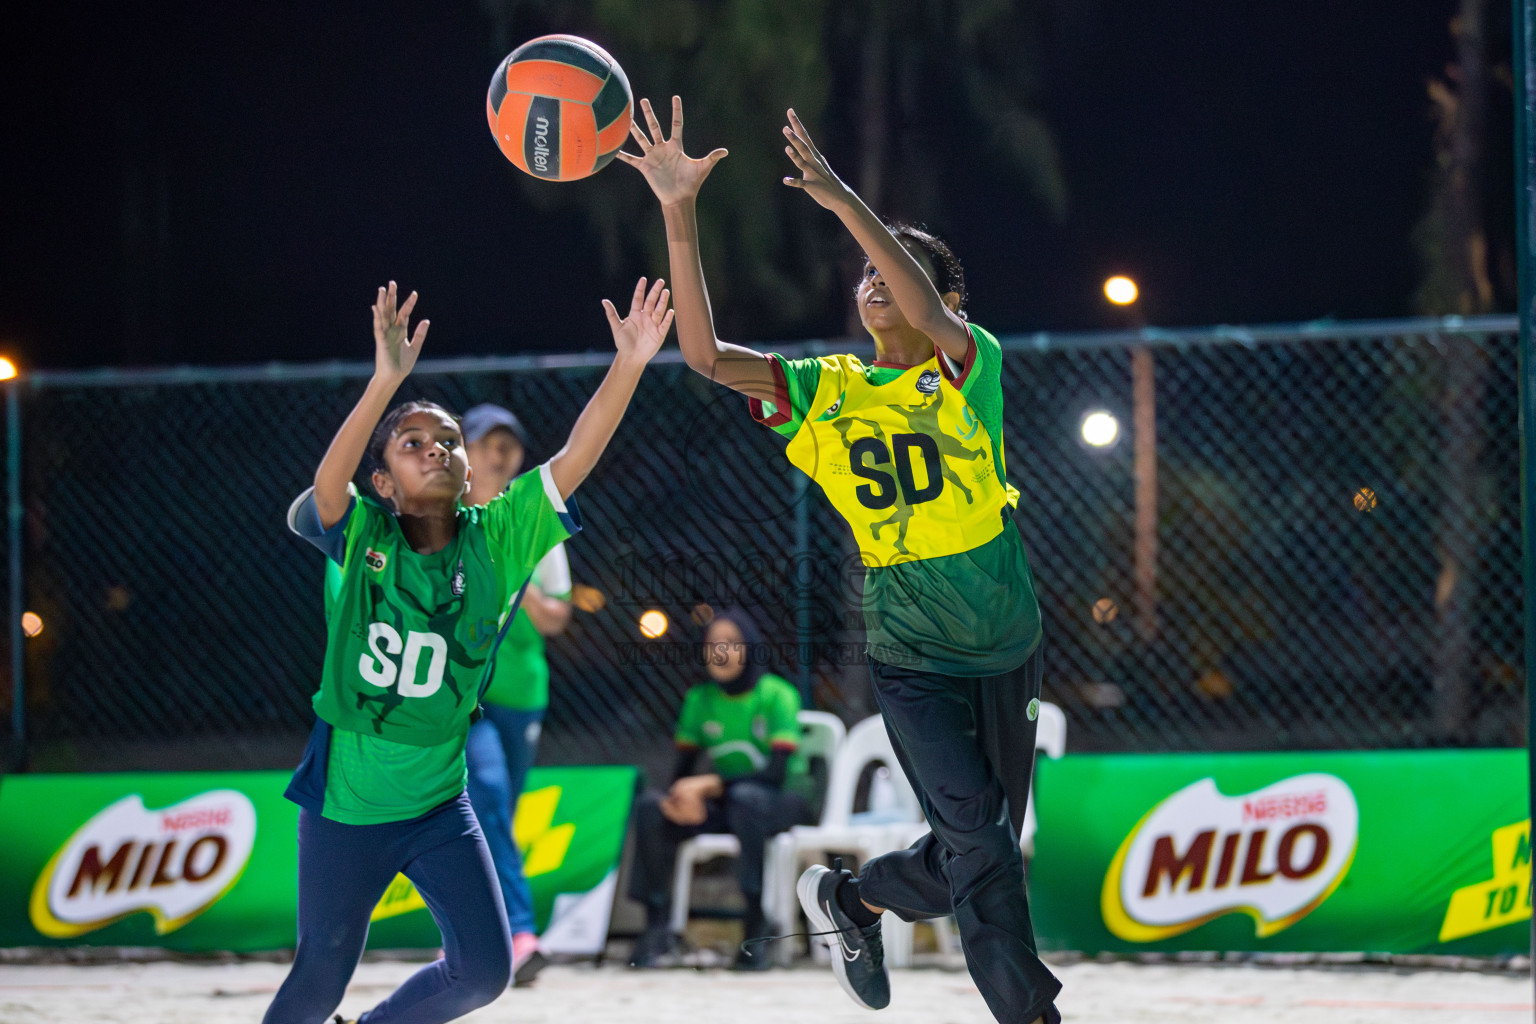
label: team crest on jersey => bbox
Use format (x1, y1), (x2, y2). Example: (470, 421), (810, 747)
(451, 559), (465, 597)
(959, 405), (981, 441)
(364, 548), (388, 573)
(703, 721), (724, 740)
(916, 370), (941, 394)
(817, 393), (845, 421)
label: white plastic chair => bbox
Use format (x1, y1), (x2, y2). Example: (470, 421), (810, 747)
(1021, 700), (1067, 859)
(762, 714), (924, 964)
(668, 710), (846, 934)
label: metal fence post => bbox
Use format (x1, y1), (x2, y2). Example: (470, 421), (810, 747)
(1515, 0), (1536, 981)
(7, 381), (23, 771)
(794, 471), (812, 702)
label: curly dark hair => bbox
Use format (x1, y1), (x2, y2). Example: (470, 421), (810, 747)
(862, 222), (967, 318)
(365, 400), (460, 478)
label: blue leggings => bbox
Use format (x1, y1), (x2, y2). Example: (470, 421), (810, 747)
(465, 704), (543, 934)
(262, 794), (512, 1024)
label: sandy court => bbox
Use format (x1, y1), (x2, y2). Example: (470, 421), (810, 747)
(0, 959), (1530, 1024)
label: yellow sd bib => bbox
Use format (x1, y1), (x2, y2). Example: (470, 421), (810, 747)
(785, 353), (1019, 565)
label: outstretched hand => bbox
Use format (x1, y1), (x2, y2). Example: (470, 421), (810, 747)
(616, 96), (728, 207)
(602, 277), (674, 364)
(372, 281), (429, 381)
(781, 108), (853, 211)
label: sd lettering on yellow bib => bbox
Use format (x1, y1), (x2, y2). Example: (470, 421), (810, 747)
(785, 353), (1018, 566)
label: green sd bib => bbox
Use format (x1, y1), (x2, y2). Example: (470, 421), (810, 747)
(316, 498), (506, 746)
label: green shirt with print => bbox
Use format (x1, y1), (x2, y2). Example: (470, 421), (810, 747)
(674, 673), (803, 781)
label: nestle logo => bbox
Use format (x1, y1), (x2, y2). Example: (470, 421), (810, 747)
(159, 807), (233, 833)
(1242, 791), (1327, 823)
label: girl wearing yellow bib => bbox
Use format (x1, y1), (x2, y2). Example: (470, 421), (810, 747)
(621, 98), (1060, 1024)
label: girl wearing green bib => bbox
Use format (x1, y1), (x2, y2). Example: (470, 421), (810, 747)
(265, 278), (674, 1024)
(622, 100), (1060, 1024)
(627, 609), (810, 970)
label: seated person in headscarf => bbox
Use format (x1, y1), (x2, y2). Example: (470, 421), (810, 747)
(627, 608), (811, 970)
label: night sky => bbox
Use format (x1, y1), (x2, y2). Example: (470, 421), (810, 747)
(2, 2), (1488, 370)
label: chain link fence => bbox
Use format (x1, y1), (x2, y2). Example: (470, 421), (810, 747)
(0, 316), (1523, 777)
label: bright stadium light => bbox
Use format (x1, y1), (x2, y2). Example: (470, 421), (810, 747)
(21, 611), (43, 638)
(1103, 276), (1139, 305)
(1081, 410), (1120, 448)
(0, 358), (17, 381)
(638, 609), (669, 639)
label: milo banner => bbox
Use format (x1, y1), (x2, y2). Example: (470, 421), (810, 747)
(1031, 750), (1529, 956)
(0, 766), (636, 952)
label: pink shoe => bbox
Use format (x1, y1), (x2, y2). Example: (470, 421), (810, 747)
(511, 931), (547, 987)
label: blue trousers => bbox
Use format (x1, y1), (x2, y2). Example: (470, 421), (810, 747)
(262, 794), (512, 1024)
(464, 704), (543, 934)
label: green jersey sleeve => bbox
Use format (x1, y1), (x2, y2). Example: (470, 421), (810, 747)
(940, 323), (1011, 492)
(763, 675), (802, 749)
(937, 322), (1003, 401)
(750, 353), (826, 438)
(674, 686), (704, 748)
(478, 462), (582, 583)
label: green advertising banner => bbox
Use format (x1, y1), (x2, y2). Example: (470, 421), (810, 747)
(1031, 750), (1529, 956)
(0, 766), (636, 952)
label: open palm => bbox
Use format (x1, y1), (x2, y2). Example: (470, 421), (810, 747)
(617, 96), (727, 206)
(372, 281), (429, 380)
(781, 108), (853, 211)
(602, 276), (674, 363)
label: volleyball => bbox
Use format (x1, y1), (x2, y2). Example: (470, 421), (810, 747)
(486, 34), (634, 182)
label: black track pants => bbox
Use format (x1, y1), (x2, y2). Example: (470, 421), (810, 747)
(858, 647), (1062, 1024)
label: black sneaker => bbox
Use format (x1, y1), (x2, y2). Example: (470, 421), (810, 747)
(796, 864), (890, 1010)
(732, 907), (775, 971)
(628, 926), (679, 968)
(731, 943), (774, 971)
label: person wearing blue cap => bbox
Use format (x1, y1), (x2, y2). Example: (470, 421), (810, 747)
(461, 403), (573, 987)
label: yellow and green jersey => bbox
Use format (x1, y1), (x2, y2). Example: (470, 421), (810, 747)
(675, 673), (802, 781)
(292, 463), (579, 824)
(751, 323), (1040, 675)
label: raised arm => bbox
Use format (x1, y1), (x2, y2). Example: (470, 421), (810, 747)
(546, 277), (673, 499)
(780, 109), (972, 363)
(618, 96), (778, 403)
(312, 282), (429, 528)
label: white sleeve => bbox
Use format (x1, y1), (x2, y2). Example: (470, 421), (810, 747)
(535, 542), (572, 599)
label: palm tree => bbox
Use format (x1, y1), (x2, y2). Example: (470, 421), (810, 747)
(827, 0), (1067, 224)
